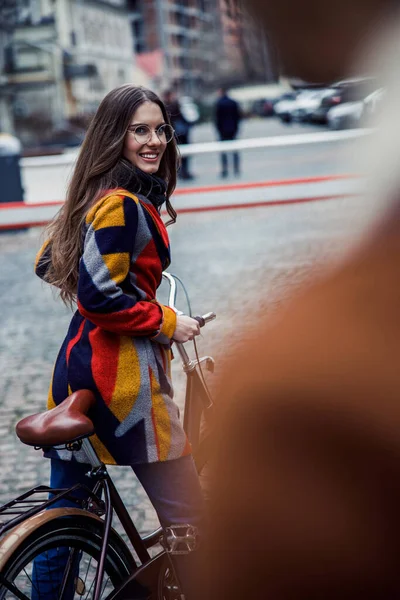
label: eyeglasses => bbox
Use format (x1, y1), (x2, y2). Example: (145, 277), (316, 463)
(127, 124), (175, 144)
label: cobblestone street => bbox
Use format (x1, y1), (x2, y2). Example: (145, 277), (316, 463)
(0, 195), (379, 541)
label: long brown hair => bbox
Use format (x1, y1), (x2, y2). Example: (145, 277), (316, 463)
(42, 84), (179, 306)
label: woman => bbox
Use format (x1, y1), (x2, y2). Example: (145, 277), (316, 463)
(33, 84), (203, 598)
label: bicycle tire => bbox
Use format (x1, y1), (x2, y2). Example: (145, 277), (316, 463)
(157, 562), (180, 600)
(0, 514), (135, 599)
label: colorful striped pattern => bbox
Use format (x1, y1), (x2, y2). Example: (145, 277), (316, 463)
(36, 189), (190, 465)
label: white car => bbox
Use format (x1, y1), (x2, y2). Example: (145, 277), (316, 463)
(363, 88), (385, 119)
(274, 95), (299, 122)
(328, 88), (385, 129)
(274, 89), (331, 123)
(327, 101), (364, 130)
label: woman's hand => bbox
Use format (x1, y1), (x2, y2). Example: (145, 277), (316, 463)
(172, 315), (201, 343)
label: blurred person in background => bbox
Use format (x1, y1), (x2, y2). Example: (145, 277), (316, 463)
(214, 87), (242, 178)
(164, 89), (195, 180)
(198, 0), (400, 598)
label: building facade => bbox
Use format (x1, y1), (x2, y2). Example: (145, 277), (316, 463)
(131, 0), (277, 99)
(0, 0), (278, 144)
(1, 0), (139, 144)
(131, 0), (222, 98)
(218, 0), (278, 86)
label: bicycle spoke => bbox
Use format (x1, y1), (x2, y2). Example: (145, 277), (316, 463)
(101, 576), (111, 598)
(84, 577), (95, 599)
(81, 557), (95, 599)
(5, 546), (118, 600)
(77, 554), (105, 600)
(11, 565), (39, 599)
(85, 569), (113, 599)
(82, 553), (93, 590)
(1, 516), (132, 599)
(0, 578), (31, 600)
(21, 567), (34, 591)
(59, 546), (80, 599)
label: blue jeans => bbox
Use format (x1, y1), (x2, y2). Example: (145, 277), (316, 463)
(220, 132), (240, 175)
(32, 456), (204, 599)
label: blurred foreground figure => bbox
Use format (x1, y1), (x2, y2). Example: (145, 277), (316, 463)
(199, 1), (400, 598)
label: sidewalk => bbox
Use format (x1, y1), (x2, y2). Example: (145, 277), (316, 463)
(0, 191), (380, 539)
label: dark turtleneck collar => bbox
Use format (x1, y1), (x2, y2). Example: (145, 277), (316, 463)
(112, 159), (168, 211)
(122, 164), (167, 211)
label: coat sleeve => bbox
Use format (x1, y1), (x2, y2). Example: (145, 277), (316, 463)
(34, 239), (52, 282)
(77, 193), (176, 342)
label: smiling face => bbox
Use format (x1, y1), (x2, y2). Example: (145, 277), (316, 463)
(123, 101), (167, 174)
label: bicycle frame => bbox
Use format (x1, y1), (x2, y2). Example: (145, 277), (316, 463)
(0, 272), (215, 600)
(0, 447), (156, 600)
(61, 446), (165, 600)
(162, 271), (215, 452)
(107, 273), (216, 598)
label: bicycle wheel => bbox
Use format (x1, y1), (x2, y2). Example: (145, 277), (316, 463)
(159, 563), (190, 600)
(0, 514), (135, 599)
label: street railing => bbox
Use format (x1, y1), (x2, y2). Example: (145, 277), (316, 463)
(21, 128), (372, 169)
(0, 128), (370, 230)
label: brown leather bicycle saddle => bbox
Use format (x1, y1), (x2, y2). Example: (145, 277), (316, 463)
(15, 390), (96, 447)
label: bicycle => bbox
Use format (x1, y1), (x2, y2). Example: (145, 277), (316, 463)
(0, 272), (215, 600)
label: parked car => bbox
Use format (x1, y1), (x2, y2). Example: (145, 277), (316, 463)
(362, 88), (385, 121)
(310, 89), (343, 123)
(274, 92), (298, 104)
(327, 101), (364, 130)
(327, 87), (385, 129)
(228, 81), (295, 116)
(273, 91), (304, 122)
(274, 89), (329, 123)
(252, 98), (275, 117)
(311, 77), (377, 124)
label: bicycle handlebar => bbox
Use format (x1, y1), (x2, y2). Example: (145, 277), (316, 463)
(162, 272), (216, 329)
(162, 272), (179, 311)
(194, 312), (217, 328)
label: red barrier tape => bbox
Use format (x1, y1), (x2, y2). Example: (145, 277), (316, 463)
(171, 193), (360, 214)
(174, 174), (359, 196)
(0, 173), (359, 211)
(0, 193), (361, 231)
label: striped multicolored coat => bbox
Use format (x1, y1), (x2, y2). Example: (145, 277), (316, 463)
(35, 188), (191, 465)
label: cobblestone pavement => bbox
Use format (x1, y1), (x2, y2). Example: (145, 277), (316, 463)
(0, 195), (380, 545)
